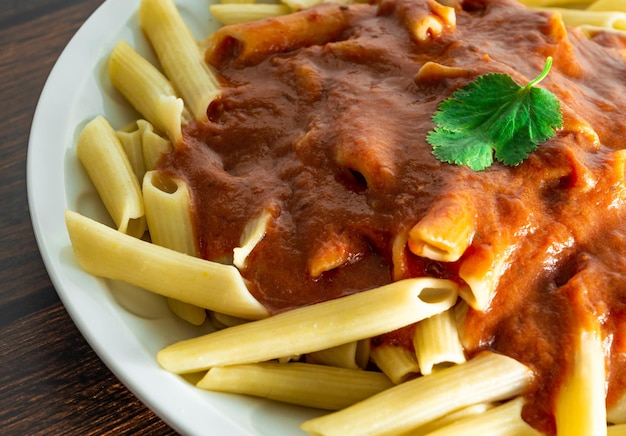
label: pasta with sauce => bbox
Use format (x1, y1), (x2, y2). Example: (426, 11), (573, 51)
(65, 0), (626, 434)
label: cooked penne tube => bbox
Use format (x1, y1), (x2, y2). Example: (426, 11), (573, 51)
(139, 0), (220, 121)
(458, 240), (513, 311)
(209, 311), (250, 329)
(413, 308), (465, 375)
(370, 344), (420, 384)
(205, 3), (366, 67)
(407, 193), (475, 263)
(210, 3), (291, 25)
(394, 0), (456, 42)
(232, 208), (272, 270)
(139, 120), (172, 172)
(425, 397), (541, 436)
(109, 40), (185, 144)
(143, 170), (205, 325)
(157, 278), (458, 373)
(555, 329), (607, 435)
(142, 171), (197, 256)
(197, 362), (393, 410)
(64, 210), (269, 320)
(76, 116), (146, 238)
(407, 403), (494, 435)
(306, 342), (362, 370)
(116, 124), (146, 182)
(300, 351), (533, 436)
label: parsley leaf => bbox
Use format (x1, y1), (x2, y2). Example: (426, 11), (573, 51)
(427, 57), (563, 171)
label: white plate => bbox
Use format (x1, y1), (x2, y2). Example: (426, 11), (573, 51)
(26, 1), (323, 434)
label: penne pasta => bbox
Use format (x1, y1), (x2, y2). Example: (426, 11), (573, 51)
(306, 341), (364, 370)
(413, 308), (465, 375)
(64, 210), (269, 320)
(116, 123), (146, 183)
(458, 240), (513, 311)
(369, 344), (420, 384)
(76, 116), (146, 238)
(109, 40), (185, 144)
(139, 120), (172, 172)
(142, 170), (206, 325)
(197, 362), (393, 410)
(142, 170), (197, 256)
(424, 397), (541, 436)
(157, 278), (458, 373)
(407, 193), (475, 263)
(555, 330), (607, 435)
(406, 403), (495, 435)
(205, 3), (366, 67)
(300, 351), (533, 436)
(232, 208), (272, 270)
(139, 0), (220, 121)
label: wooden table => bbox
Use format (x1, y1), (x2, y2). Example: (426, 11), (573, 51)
(0, 2), (175, 434)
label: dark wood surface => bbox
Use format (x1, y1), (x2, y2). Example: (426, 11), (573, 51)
(0, 1), (175, 434)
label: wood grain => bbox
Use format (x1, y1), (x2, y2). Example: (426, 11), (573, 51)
(0, 1), (175, 434)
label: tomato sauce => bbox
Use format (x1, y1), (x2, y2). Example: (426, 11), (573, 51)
(157, 0), (626, 432)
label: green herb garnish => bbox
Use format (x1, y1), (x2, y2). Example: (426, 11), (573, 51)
(427, 57), (563, 171)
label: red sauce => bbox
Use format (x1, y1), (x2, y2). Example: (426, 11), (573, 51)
(157, 0), (626, 433)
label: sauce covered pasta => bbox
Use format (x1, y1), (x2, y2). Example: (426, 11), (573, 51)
(65, 0), (626, 434)
(156, 0), (626, 432)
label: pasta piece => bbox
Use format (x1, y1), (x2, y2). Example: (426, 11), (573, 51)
(413, 308), (465, 375)
(425, 397), (541, 436)
(306, 342), (362, 370)
(116, 124), (146, 182)
(300, 351), (533, 436)
(408, 193), (476, 262)
(370, 344), (420, 384)
(143, 171), (197, 256)
(139, 0), (220, 121)
(139, 120), (172, 172)
(333, 109), (398, 192)
(76, 116), (146, 238)
(143, 170), (205, 325)
(157, 278), (458, 373)
(109, 40), (185, 143)
(458, 240), (513, 311)
(415, 62), (469, 83)
(205, 3), (365, 67)
(209, 311), (250, 329)
(555, 329), (607, 436)
(307, 231), (367, 278)
(197, 362), (393, 410)
(392, 0), (456, 43)
(210, 3), (291, 25)
(391, 230), (410, 280)
(408, 403), (494, 435)
(64, 210), (269, 320)
(233, 209), (272, 270)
